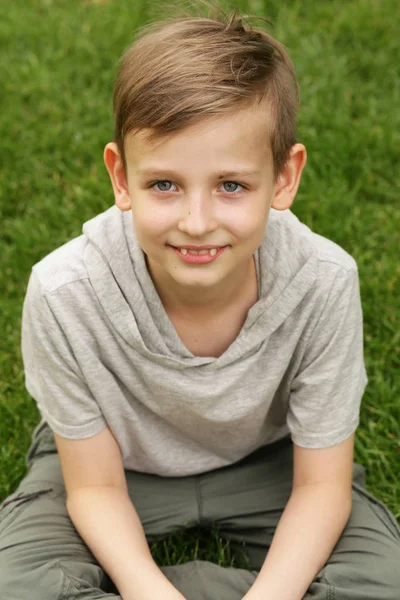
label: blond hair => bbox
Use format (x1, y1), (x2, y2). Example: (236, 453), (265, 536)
(113, 2), (299, 179)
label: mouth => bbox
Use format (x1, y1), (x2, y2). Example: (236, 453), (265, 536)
(168, 245), (229, 264)
(169, 245), (228, 256)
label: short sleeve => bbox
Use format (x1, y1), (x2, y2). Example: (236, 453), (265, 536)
(288, 266), (368, 448)
(21, 269), (107, 439)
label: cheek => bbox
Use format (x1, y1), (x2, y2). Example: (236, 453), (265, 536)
(134, 203), (173, 238)
(227, 209), (268, 241)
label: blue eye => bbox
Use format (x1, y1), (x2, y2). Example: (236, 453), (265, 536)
(222, 181), (243, 194)
(148, 180), (246, 195)
(152, 180), (175, 192)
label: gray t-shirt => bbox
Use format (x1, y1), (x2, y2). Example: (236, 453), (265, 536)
(21, 205), (368, 476)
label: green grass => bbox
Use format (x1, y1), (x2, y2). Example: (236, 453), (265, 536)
(0, 0), (399, 569)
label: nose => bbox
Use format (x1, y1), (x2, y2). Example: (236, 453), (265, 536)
(177, 192), (218, 237)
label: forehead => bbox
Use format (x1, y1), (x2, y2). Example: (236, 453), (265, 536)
(124, 103), (273, 169)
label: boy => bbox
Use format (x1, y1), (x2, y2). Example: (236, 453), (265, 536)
(1, 6), (400, 600)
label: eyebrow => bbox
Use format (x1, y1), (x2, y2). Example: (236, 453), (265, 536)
(136, 168), (260, 179)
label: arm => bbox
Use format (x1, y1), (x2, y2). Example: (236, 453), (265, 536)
(242, 434), (354, 600)
(21, 274), (185, 600)
(55, 428), (186, 600)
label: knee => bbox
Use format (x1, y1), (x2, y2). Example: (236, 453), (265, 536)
(323, 542), (400, 600)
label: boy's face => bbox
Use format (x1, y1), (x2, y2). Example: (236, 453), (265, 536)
(104, 104), (306, 303)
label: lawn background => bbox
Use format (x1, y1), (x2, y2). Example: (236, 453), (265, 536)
(0, 0), (399, 568)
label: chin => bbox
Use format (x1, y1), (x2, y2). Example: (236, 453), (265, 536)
(172, 270), (223, 288)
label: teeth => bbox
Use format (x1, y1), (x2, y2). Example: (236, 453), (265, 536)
(178, 248), (219, 256)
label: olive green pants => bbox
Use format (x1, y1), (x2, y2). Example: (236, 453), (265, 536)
(1, 420), (400, 600)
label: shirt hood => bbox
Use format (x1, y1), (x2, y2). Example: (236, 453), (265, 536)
(82, 205), (318, 370)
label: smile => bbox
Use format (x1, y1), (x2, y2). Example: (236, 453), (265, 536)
(179, 248), (218, 256)
(169, 245), (228, 264)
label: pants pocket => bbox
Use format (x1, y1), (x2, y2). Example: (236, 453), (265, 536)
(0, 487), (53, 527)
(58, 559), (114, 595)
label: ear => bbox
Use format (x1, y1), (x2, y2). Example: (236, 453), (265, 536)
(103, 142), (131, 211)
(271, 143), (307, 211)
